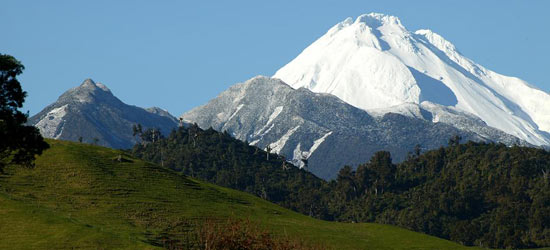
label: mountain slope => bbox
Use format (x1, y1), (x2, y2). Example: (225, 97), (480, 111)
(138, 115), (550, 248)
(0, 140), (475, 249)
(274, 13), (550, 146)
(182, 76), (524, 179)
(131, 125), (328, 217)
(28, 79), (177, 148)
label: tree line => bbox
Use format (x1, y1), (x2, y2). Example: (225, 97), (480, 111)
(8, 51), (546, 248)
(132, 125), (550, 248)
(2, 52), (547, 248)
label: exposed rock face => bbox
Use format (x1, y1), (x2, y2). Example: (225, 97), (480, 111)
(29, 79), (177, 149)
(182, 76), (525, 179)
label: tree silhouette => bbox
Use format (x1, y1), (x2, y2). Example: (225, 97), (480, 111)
(132, 124), (143, 137)
(280, 156), (289, 170)
(265, 145), (272, 160)
(0, 54), (49, 172)
(368, 151), (394, 195)
(189, 123), (199, 147)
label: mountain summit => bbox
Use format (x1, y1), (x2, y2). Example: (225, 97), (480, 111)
(182, 76), (525, 179)
(57, 78), (115, 104)
(274, 13), (550, 146)
(29, 79), (178, 148)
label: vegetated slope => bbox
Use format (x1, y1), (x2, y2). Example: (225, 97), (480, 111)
(131, 124), (328, 217)
(181, 76), (524, 180)
(274, 13), (550, 146)
(325, 141), (550, 249)
(28, 79), (177, 148)
(0, 140), (471, 250)
(134, 125), (550, 249)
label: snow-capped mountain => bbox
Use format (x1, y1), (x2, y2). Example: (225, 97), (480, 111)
(29, 79), (178, 148)
(182, 76), (525, 179)
(274, 13), (550, 146)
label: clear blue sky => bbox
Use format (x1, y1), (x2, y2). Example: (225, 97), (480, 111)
(2, 0), (549, 116)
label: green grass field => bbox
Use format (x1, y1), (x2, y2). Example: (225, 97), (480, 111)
(0, 140), (480, 249)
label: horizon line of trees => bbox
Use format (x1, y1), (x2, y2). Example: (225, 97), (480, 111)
(131, 125), (550, 249)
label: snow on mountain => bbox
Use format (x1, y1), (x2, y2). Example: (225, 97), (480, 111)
(146, 107), (179, 124)
(274, 13), (550, 146)
(182, 76), (526, 179)
(29, 79), (178, 148)
(34, 104), (68, 139)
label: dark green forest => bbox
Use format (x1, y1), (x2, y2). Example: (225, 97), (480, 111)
(131, 124), (327, 216)
(329, 141), (550, 248)
(132, 125), (550, 249)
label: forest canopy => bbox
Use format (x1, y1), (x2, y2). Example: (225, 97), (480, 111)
(133, 125), (550, 249)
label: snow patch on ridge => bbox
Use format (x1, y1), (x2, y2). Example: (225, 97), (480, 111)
(95, 82), (111, 92)
(292, 143), (304, 168)
(309, 131), (333, 155)
(269, 125), (300, 154)
(35, 104), (68, 139)
(249, 139), (260, 146)
(254, 106), (284, 137)
(368, 103), (425, 120)
(226, 104), (244, 122)
(289, 131), (332, 169)
(220, 104), (245, 133)
(415, 29), (458, 55)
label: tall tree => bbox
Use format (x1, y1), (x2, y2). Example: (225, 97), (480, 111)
(368, 151), (395, 195)
(0, 54), (49, 172)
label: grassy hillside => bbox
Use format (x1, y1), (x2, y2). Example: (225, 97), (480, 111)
(133, 126), (550, 248)
(0, 140), (476, 249)
(131, 126), (328, 219)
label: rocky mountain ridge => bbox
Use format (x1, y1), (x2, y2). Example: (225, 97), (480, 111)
(182, 76), (526, 179)
(29, 79), (178, 148)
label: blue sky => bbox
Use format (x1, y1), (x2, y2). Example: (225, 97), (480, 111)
(2, 0), (549, 116)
